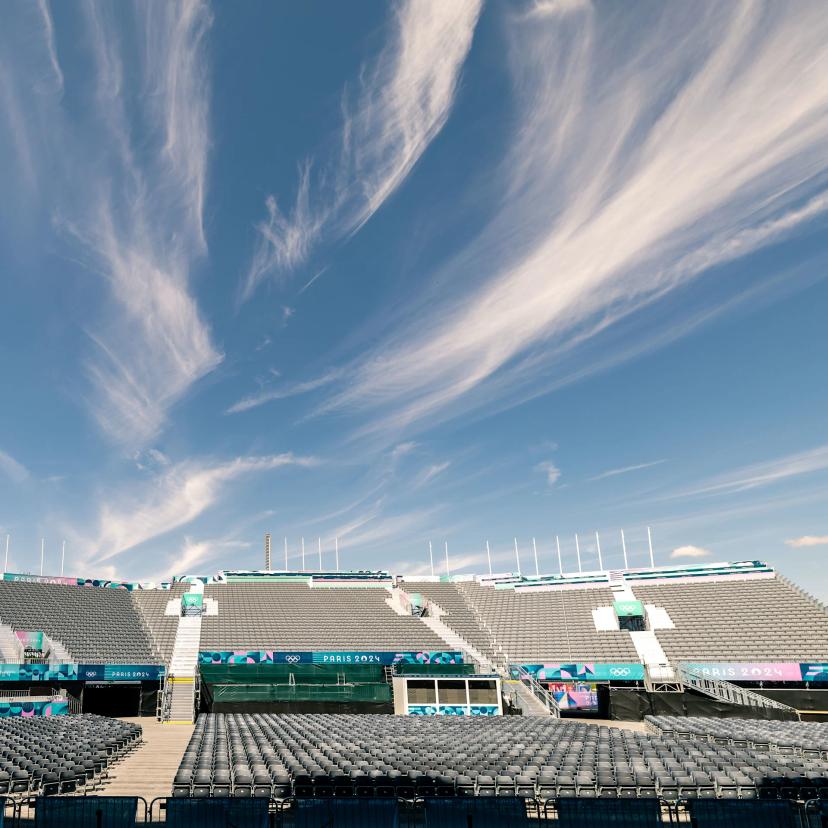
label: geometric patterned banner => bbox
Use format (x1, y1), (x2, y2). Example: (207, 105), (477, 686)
(199, 650), (464, 666)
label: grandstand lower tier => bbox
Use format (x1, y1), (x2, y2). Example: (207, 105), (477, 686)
(172, 713), (828, 801)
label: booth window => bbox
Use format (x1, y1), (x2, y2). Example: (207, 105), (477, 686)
(468, 680), (498, 704)
(407, 680), (436, 704)
(437, 680), (467, 705)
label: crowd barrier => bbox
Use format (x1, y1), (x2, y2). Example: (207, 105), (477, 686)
(1, 794), (826, 826)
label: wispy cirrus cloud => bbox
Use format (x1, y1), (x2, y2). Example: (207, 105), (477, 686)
(679, 443), (828, 499)
(588, 460), (666, 482)
(226, 369), (342, 414)
(785, 535), (828, 549)
(2, 0), (221, 446)
(242, 0), (483, 298)
(0, 450), (29, 484)
(320, 2), (828, 439)
(77, 453), (317, 567)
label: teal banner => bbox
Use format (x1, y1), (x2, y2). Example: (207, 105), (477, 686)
(199, 650), (464, 666)
(516, 663), (645, 681)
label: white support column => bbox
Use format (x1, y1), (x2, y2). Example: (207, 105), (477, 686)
(595, 531), (603, 571)
(575, 534), (582, 573)
(556, 536), (562, 575)
(647, 526), (655, 568)
(621, 529), (628, 569)
(513, 538), (521, 576)
(532, 537), (539, 577)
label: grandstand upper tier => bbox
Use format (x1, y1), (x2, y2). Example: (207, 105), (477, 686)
(0, 560), (824, 672)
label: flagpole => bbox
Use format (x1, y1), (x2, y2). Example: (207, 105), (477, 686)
(335, 537), (340, 572)
(284, 537), (288, 571)
(575, 534), (582, 573)
(485, 540), (492, 577)
(61, 540), (65, 577)
(301, 537), (305, 571)
(532, 537), (539, 577)
(3, 534), (8, 573)
(513, 538), (521, 576)
(444, 542), (450, 577)
(647, 526), (655, 568)
(318, 537), (322, 569)
(556, 535), (563, 575)
(428, 542), (434, 577)
(40, 538), (44, 577)
(595, 531), (603, 571)
(621, 529), (628, 569)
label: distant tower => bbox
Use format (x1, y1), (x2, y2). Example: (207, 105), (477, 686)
(264, 533), (272, 571)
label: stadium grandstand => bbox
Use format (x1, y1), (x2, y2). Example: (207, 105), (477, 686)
(0, 559), (825, 824)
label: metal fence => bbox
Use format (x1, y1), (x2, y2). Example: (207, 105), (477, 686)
(1, 795), (825, 826)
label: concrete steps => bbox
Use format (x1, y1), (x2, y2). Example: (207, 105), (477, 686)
(97, 717), (194, 803)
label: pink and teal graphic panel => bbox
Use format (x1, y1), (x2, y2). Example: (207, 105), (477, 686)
(0, 700), (69, 717)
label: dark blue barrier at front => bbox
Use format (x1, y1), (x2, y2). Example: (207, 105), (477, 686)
(687, 798), (800, 828)
(555, 797), (661, 826)
(293, 798), (398, 827)
(164, 797), (270, 828)
(34, 796), (138, 827)
(424, 797), (531, 827)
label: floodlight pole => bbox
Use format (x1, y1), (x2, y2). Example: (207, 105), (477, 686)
(485, 540), (492, 577)
(575, 534), (582, 573)
(513, 538), (521, 577)
(595, 532), (603, 571)
(647, 526), (655, 568)
(556, 535), (563, 575)
(532, 537), (539, 577)
(428, 541), (434, 577)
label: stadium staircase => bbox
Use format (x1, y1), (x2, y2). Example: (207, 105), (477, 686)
(419, 601), (558, 717)
(0, 622), (22, 661)
(161, 586), (203, 724)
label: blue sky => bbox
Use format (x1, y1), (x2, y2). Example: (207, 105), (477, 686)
(1, 0), (827, 596)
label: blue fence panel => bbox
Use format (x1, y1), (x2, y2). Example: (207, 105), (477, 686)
(293, 798), (399, 827)
(555, 797), (662, 826)
(423, 797), (532, 827)
(34, 796), (138, 827)
(164, 797), (270, 828)
(687, 799), (800, 828)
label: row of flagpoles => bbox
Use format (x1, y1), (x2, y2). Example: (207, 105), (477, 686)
(275, 537), (341, 572)
(2, 534), (67, 577)
(427, 527), (656, 577)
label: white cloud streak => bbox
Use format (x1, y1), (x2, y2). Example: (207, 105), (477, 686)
(226, 369), (341, 415)
(785, 535), (828, 548)
(536, 461), (561, 487)
(680, 443), (828, 498)
(83, 453), (317, 565)
(242, 0), (483, 297)
(35, 0), (63, 93)
(588, 460), (666, 482)
(321, 2), (828, 438)
(0, 450), (29, 484)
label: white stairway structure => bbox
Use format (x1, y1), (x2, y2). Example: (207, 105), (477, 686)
(162, 585), (204, 723)
(0, 622), (21, 662)
(421, 614), (496, 673)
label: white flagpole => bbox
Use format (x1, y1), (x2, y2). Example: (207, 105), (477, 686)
(428, 542), (434, 577)
(621, 529), (628, 569)
(4, 534), (9, 573)
(301, 537), (305, 571)
(318, 537), (322, 570)
(40, 538), (45, 576)
(595, 531), (603, 571)
(532, 537), (539, 577)
(485, 541), (492, 577)
(61, 541), (65, 577)
(444, 542), (450, 577)
(556, 535), (563, 575)
(513, 538), (521, 576)
(335, 537), (340, 572)
(575, 534), (582, 573)
(647, 526), (655, 568)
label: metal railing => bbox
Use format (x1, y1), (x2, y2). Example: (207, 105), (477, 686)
(510, 663), (561, 716)
(678, 664), (800, 718)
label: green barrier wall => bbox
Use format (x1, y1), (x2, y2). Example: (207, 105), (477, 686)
(209, 682), (392, 703)
(200, 663), (384, 684)
(393, 663), (477, 676)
